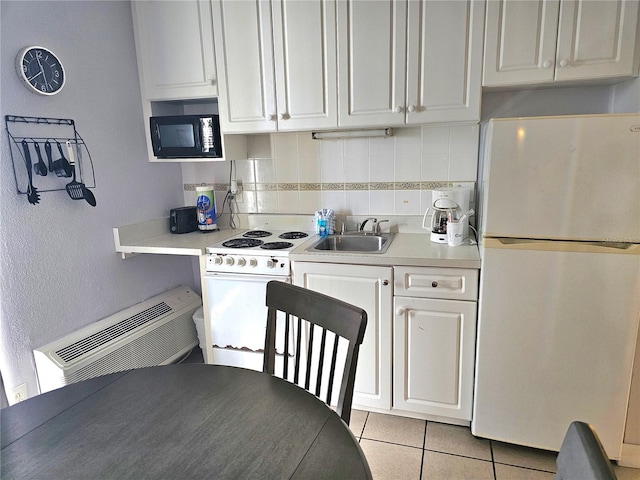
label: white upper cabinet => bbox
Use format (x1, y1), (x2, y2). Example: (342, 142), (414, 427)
(406, 0), (485, 124)
(212, 0), (275, 133)
(337, 0), (484, 128)
(483, 0), (640, 87)
(212, 0), (337, 133)
(272, 0), (338, 131)
(337, 0), (408, 127)
(132, 0), (218, 100)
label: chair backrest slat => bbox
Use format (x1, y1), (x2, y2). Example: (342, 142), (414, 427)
(283, 312), (291, 379)
(326, 337), (339, 405)
(305, 323), (315, 391)
(315, 328), (328, 397)
(263, 281), (367, 425)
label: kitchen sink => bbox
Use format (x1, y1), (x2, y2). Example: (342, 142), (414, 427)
(307, 233), (394, 254)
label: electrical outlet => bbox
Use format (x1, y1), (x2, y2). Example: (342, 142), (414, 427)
(12, 383), (27, 403)
(231, 180), (243, 203)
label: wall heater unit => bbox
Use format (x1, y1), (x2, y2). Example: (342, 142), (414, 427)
(34, 286), (202, 393)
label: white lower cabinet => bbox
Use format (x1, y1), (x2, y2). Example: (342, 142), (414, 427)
(293, 262), (393, 410)
(393, 266), (478, 421)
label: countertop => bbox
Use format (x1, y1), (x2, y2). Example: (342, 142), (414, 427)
(290, 233), (480, 269)
(113, 218), (239, 258)
(113, 218), (480, 268)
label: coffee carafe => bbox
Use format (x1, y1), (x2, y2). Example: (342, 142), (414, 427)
(423, 187), (471, 243)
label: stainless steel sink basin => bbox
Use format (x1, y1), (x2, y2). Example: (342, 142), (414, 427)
(307, 233), (394, 254)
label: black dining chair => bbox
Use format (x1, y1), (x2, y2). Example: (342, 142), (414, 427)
(555, 421), (617, 480)
(263, 281), (367, 425)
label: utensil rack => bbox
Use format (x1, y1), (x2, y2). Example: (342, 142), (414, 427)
(5, 115), (96, 196)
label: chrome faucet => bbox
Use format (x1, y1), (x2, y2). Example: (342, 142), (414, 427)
(360, 217), (377, 232)
(375, 219), (389, 234)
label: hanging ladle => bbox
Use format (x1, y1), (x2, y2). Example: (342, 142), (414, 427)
(33, 140), (48, 176)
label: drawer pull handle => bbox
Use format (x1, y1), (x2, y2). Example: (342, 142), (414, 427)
(432, 281), (438, 288)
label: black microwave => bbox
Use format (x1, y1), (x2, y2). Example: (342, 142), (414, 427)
(150, 115), (222, 159)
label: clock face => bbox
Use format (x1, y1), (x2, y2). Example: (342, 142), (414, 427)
(16, 46), (65, 95)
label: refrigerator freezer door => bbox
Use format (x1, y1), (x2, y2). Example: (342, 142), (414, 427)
(481, 113), (640, 243)
(472, 238), (640, 458)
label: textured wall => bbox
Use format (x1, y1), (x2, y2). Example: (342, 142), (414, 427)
(0, 1), (195, 403)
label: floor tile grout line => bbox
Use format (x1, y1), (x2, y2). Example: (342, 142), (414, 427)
(419, 421), (428, 480)
(490, 440), (497, 480)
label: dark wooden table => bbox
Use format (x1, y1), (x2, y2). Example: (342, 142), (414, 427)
(1, 364), (372, 479)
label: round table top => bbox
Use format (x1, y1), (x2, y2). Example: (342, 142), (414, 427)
(1, 364), (371, 479)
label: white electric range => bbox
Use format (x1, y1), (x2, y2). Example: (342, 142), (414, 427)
(202, 217), (317, 370)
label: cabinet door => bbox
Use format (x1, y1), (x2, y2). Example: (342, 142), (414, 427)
(212, 0), (277, 133)
(293, 263), (393, 410)
(483, 0), (560, 86)
(394, 296), (477, 420)
(337, 0), (407, 127)
(406, 0), (484, 124)
(132, 0), (218, 100)
(555, 0), (640, 81)
(272, 0), (338, 131)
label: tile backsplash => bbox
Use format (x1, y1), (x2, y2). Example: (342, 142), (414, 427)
(181, 124), (478, 217)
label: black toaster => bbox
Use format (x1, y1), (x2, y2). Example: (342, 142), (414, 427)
(170, 206), (198, 234)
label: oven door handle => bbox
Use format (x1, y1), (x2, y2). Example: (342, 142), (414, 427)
(203, 272), (291, 283)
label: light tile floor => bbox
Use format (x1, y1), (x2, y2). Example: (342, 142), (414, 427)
(349, 410), (640, 480)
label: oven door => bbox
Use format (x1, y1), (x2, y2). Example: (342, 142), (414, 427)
(203, 272), (291, 371)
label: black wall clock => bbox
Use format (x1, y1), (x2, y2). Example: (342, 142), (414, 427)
(16, 46), (66, 96)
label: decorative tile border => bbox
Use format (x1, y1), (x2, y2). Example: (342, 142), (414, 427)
(185, 181), (474, 193)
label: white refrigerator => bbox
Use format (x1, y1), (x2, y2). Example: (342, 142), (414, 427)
(472, 113), (640, 460)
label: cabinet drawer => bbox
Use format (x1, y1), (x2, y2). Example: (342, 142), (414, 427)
(394, 267), (478, 301)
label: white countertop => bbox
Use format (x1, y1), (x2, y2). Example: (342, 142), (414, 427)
(113, 218), (239, 258)
(290, 233), (480, 269)
(113, 218), (480, 268)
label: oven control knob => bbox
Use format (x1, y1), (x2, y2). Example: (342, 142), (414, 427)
(237, 257), (246, 267)
(265, 259), (276, 268)
(249, 258), (258, 267)
(213, 256), (223, 265)
(225, 257), (235, 266)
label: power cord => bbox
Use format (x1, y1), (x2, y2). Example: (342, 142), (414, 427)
(222, 160), (240, 229)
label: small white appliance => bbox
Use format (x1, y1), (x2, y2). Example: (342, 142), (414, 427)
(473, 113), (640, 460)
(424, 187), (470, 243)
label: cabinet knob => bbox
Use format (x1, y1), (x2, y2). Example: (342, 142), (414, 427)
(396, 308), (404, 316)
(208, 77), (217, 85)
(408, 104), (416, 113)
(432, 281), (438, 288)
(269, 114), (277, 121)
(383, 280), (389, 286)
(559, 58), (569, 68)
(542, 60), (553, 69)
(394, 106), (403, 113)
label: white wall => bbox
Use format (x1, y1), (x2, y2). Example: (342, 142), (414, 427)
(0, 1), (195, 403)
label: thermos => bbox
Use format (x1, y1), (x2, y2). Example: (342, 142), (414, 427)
(196, 185), (217, 231)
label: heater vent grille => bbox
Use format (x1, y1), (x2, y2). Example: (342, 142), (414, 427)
(33, 286), (201, 394)
(56, 302), (172, 362)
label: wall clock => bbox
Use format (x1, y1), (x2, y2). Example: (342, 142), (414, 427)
(15, 46), (66, 95)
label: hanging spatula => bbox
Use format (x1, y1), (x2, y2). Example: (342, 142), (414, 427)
(65, 141), (85, 201)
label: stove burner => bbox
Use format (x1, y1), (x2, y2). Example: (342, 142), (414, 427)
(222, 238), (264, 248)
(278, 231), (309, 240)
(243, 230), (272, 238)
(260, 241), (294, 250)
